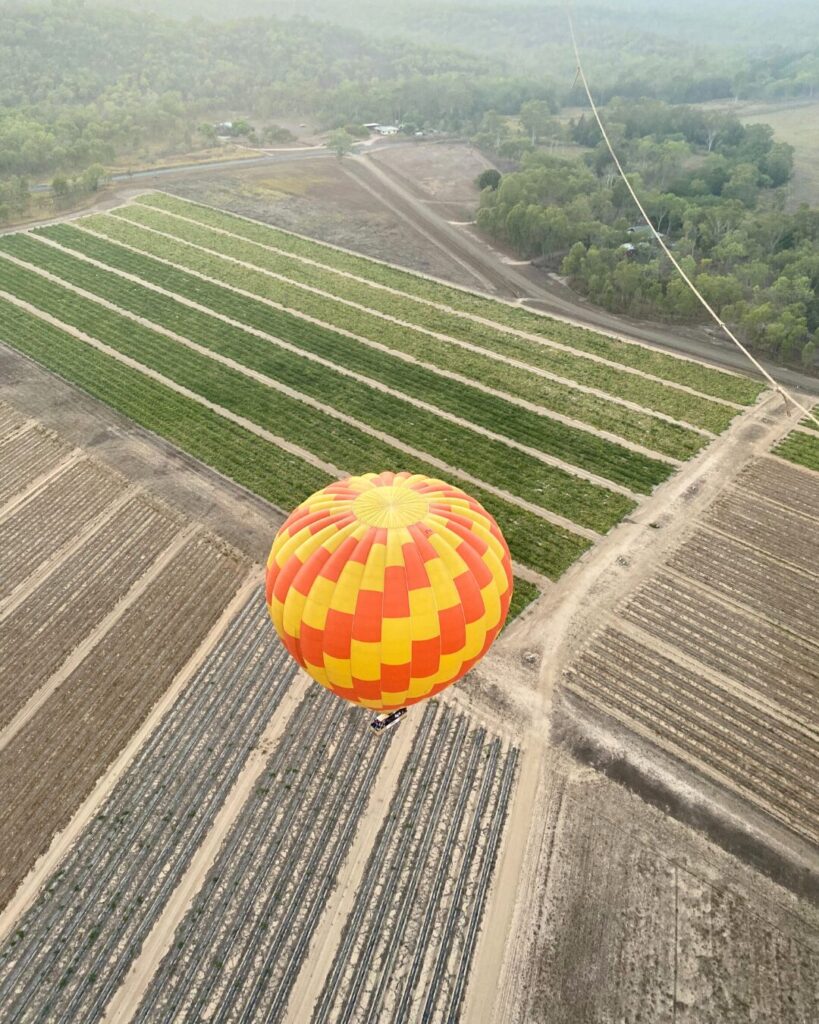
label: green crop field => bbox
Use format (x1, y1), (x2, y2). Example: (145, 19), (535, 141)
(774, 429), (819, 472)
(0, 193), (767, 618)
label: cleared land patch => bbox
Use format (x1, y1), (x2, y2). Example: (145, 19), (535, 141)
(0, 193), (766, 616)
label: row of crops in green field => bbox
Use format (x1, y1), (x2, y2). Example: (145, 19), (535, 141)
(774, 430), (819, 472)
(79, 209), (737, 435)
(0, 257), (634, 531)
(0, 298), (541, 617)
(29, 225), (707, 461)
(800, 407), (819, 432)
(0, 283), (593, 580)
(136, 192), (765, 406)
(0, 234), (671, 494)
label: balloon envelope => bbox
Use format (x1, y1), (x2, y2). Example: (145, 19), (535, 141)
(266, 472), (513, 710)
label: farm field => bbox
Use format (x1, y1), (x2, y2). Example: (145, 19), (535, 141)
(561, 451), (819, 853)
(0, 409), (251, 908)
(0, 192), (766, 616)
(0, 596), (299, 1022)
(312, 706), (515, 1024)
(775, 426), (819, 471)
(0, 344), (816, 1021)
(503, 752), (819, 1024)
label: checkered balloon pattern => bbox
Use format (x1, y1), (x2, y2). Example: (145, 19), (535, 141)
(266, 471), (514, 711)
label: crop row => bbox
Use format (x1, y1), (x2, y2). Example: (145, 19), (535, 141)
(567, 629), (819, 846)
(0, 403), (26, 440)
(0, 427), (68, 506)
(705, 490), (817, 575)
(0, 597), (299, 1022)
(0, 532), (248, 910)
(0, 253), (635, 533)
(1, 268), (617, 541)
(773, 430), (819, 473)
(740, 456), (819, 522)
(799, 406), (819, 432)
(670, 531), (817, 638)
(137, 193), (763, 405)
(22, 226), (708, 461)
(623, 573), (817, 724)
(0, 300), (571, 592)
(0, 459), (122, 595)
(135, 688), (392, 1024)
(314, 704), (516, 1024)
(0, 495), (179, 727)
(0, 235), (672, 492)
(104, 204), (737, 433)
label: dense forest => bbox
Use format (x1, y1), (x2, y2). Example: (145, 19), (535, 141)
(477, 101), (819, 368)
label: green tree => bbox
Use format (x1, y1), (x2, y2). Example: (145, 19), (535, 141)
(327, 129), (355, 158)
(476, 168), (501, 191)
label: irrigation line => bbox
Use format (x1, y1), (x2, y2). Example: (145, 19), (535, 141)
(566, 4), (819, 431)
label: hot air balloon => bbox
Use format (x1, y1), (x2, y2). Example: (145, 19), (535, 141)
(265, 472), (513, 722)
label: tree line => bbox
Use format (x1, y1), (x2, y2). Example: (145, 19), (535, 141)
(476, 100), (818, 370)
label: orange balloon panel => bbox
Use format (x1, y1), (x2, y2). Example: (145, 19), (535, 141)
(265, 471), (513, 711)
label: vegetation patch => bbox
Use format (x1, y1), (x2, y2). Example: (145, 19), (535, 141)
(774, 430), (819, 471)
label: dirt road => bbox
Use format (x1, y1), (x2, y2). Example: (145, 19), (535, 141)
(357, 148), (819, 395)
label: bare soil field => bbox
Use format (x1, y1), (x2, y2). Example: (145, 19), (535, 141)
(371, 141), (493, 221)
(0, 425), (72, 505)
(160, 155), (483, 289)
(493, 750), (819, 1024)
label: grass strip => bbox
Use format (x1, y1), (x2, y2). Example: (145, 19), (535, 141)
(2, 234), (671, 494)
(32, 224), (705, 460)
(773, 431), (819, 472)
(0, 260), (632, 532)
(110, 204), (740, 432)
(0, 296), (590, 579)
(136, 192), (764, 406)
